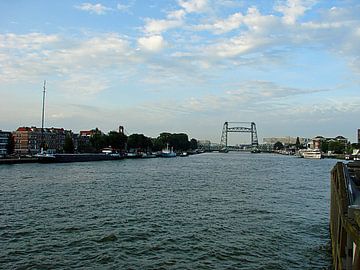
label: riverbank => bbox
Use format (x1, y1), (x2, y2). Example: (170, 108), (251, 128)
(0, 157), (38, 164)
(0, 150), (203, 164)
(0, 150), (345, 165)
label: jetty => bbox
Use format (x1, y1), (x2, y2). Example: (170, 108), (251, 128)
(330, 161), (360, 269)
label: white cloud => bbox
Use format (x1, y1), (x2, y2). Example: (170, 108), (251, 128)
(207, 34), (269, 57)
(178, 0), (208, 13)
(137, 35), (166, 52)
(275, 0), (316, 24)
(59, 74), (110, 96)
(143, 18), (183, 34)
(0, 33), (134, 85)
(117, 2), (131, 13)
(195, 12), (243, 34)
(167, 9), (186, 20)
(242, 7), (279, 34)
(174, 80), (334, 116)
(75, 3), (111, 15)
(194, 7), (280, 57)
(0, 32), (59, 50)
(141, 0), (209, 35)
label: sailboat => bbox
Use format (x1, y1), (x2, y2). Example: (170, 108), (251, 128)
(35, 81), (123, 163)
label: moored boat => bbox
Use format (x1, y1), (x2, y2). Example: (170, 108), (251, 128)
(126, 152), (142, 159)
(141, 152), (157, 158)
(36, 152), (124, 163)
(161, 144), (176, 157)
(299, 148), (322, 159)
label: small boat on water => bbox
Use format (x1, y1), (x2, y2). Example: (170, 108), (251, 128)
(179, 152), (188, 157)
(299, 148), (322, 159)
(161, 144), (176, 157)
(126, 152), (142, 159)
(141, 152), (157, 158)
(219, 148), (229, 153)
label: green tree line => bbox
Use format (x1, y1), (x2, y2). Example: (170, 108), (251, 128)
(68, 129), (198, 153)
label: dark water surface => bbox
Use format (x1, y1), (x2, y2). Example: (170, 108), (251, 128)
(0, 153), (337, 269)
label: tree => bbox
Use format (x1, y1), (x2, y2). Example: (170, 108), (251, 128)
(328, 141), (345, 154)
(152, 132), (171, 151)
(169, 133), (190, 151)
(153, 132), (192, 151)
(107, 131), (127, 150)
(274, 141), (284, 150)
(190, 138), (198, 150)
(77, 140), (95, 153)
(321, 140), (329, 153)
(89, 129), (106, 152)
(127, 134), (152, 150)
(63, 135), (75, 153)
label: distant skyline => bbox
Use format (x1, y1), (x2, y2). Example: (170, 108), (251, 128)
(1, 0), (359, 143)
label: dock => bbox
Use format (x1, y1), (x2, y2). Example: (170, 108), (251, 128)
(330, 161), (360, 269)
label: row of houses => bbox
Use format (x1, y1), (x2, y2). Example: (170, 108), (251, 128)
(0, 126), (111, 157)
(14, 127), (69, 155)
(263, 135), (350, 148)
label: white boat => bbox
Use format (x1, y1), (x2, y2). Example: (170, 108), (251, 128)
(126, 152), (141, 159)
(161, 144), (176, 157)
(352, 149), (360, 161)
(141, 152), (157, 158)
(300, 148), (322, 159)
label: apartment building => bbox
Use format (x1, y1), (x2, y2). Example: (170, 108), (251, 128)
(13, 127), (70, 155)
(0, 130), (11, 157)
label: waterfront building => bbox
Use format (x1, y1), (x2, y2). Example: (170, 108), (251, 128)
(263, 137), (309, 146)
(79, 130), (95, 137)
(0, 130), (12, 158)
(78, 129), (102, 147)
(13, 126), (71, 155)
(308, 136), (324, 149)
(307, 135), (349, 150)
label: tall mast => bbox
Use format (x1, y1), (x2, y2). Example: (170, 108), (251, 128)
(41, 80), (46, 151)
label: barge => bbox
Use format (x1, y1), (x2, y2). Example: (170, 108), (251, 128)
(36, 153), (124, 163)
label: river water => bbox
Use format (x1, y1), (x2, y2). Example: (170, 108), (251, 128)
(0, 152), (338, 269)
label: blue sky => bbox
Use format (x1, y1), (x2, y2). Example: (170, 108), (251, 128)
(1, 0), (359, 143)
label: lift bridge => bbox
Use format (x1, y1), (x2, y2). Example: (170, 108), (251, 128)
(220, 122), (258, 150)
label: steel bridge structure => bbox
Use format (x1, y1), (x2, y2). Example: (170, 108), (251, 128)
(220, 122), (259, 150)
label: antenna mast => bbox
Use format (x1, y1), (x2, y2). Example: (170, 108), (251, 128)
(41, 80), (46, 151)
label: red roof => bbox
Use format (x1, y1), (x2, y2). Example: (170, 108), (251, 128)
(17, 127), (32, 131)
(80, 130), (92, 136)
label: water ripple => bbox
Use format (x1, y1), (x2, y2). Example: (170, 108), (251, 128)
(0, 153), (336, 269)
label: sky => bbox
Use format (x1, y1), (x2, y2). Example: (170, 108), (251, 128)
(0, 0), (359, 144)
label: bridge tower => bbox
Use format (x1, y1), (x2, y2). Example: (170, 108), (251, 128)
(220, 122), (259, 149)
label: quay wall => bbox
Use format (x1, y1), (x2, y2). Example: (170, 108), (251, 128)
(330, 161), (360, 269)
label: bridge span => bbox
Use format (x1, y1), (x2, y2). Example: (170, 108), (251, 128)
(219, 122), (259, 151)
